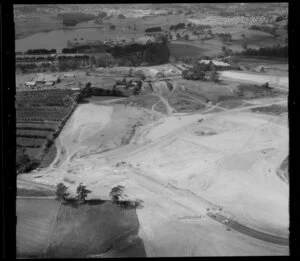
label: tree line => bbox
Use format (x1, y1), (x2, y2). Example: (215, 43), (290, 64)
(145, 26), (162, 33)
(182, 61), (219, 82)
(26, 49), (56, 55)
(239, 45), (288, 58)
(56, 182), (141, 208)
(169, 23), (186, 31)
(107, 41), (170, 66)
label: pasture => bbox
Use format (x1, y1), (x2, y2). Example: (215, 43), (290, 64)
(174, 79), (236, 102)
(17, 199), (146, 258)
(17, 198), (61, 258)
(168, 42), (208, 59)
(46, 201), (146, 258)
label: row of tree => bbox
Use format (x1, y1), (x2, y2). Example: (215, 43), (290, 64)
(145, 26), (162, 33)
(59, 12), (96, 27)
(182, 62), (219, 82)
(239, 45), (288, 58)
(107, 42), (170, 66)
(16, 56), (55, 62)
(26, 49), (56, 55)
(169, 23), (186, 31)
(56, 183), (139, 208)
(62, 45), (93, 54)
(57, 55), (90, 61)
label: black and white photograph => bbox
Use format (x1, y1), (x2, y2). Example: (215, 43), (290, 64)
(11, 3), (289, 257)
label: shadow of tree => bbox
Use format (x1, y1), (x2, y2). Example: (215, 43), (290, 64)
(78, 98), (90, 104)
(61, 198), (107, 208)
(114, 199), (144, 209)
(61, 198), (144, 209)
(85, 199), (106, 205)
(62, 198), (79, 208)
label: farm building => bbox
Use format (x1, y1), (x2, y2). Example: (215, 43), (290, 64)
(45, 81), (55, 86)
(25, 81), (36, 87)
(64, 73), (76, 78)
(199, 60), (230, 67)
(44, 75), (60, 84)
(34, 74), (45, 83)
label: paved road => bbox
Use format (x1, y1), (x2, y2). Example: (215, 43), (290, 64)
(207, 213), (289, 246)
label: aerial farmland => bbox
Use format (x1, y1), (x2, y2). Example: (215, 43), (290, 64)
(15, 3), (289, 258)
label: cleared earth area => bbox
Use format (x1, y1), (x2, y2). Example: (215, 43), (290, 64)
(18, 79), (289, 256)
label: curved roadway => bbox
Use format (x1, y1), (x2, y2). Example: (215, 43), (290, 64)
(207, 213), (289, 246)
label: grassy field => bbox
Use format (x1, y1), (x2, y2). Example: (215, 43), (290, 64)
(17, 199), (146, 258)
(174, 79), (236, 102)
(168, 42), (208, 59)
(17, 188), (56, 197)
(217, 99), (245, 109)
(17, 198), (61, 258)
(15, 15), (63, 40)
(40, 143), (58, 167)
(235, 84), (283, 99)
(46, 201), (146, 258)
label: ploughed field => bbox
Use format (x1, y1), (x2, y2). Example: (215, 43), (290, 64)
(16, 89), (80, 162)
(17, 198), (146, 258)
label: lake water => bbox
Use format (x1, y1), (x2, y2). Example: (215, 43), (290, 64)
(15, 20), (144, 52)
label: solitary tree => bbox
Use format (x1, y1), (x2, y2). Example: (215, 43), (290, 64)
(56, 183), (70, 202)
(135, 70), (146, 81)
(128, 68), (133, 77)
(109, 185), (125, 203)
(76, 183), (92, 204)
(242, 40), (248, 50)
(183, 34), (189, 41)
(210, 71), (219, 82)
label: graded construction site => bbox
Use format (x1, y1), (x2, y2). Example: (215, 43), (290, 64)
(17, 71), (289, 257)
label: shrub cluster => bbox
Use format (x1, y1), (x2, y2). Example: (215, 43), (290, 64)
(16, 148), (40, 174)
(169, 23), (185, 31)
(145, 26), (162, 33)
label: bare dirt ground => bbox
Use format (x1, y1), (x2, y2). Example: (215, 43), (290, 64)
(18, 87), (289, 256)
(220, 71), (288, 91)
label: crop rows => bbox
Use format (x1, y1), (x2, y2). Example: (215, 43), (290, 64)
(17, 137), (46, 148)
(16, 107), (71, 122)
(16, 90), (76, 107)
(17, 122), (59, 131)
(17, 129), (53, 139)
